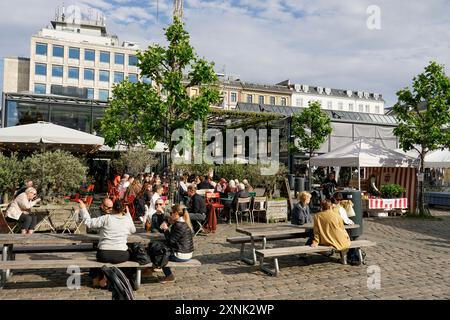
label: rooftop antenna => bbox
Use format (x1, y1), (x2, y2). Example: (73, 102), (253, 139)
(173, 0), (183, 19)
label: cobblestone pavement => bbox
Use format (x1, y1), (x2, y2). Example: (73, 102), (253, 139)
(1, 210), (449, 300)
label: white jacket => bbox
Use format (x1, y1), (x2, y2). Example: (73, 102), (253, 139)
(6, 193), (39, 220)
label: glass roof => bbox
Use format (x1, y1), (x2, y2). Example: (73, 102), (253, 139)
(236, 103), (398, 126)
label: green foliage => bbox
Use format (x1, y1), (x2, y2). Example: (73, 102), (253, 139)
(393, 61), (450, 215)
(380, 184), (406, 199)
(291, 101), (332, 156)
(175, 163), (213, 177)
(111, 147), (158, 177)
(22, 151), (87, 199)
(0, 153), (24, 198)
(100, 17), (220, 151)
(393, 61), (450, 155)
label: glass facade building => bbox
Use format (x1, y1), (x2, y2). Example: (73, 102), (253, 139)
(2, 93), (107, 134)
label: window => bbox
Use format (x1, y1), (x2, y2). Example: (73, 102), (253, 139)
(128, 73), (138, 83)
(281, 98), (287, 106)
(36, 43), (47, 56)
(349, 103), (354, 112)
(114, 72), (124, 83)
(50, 85), (63, 95)
(359, 104), (364, 112)
(258, 95), (265, 104)
(375, 105), (380, 114)
(87, 88), (94, 99)
(35, 63), (47, 76)
(338, 102), (343, 110)
(53, 45), (64, 58)
(230, 92), (237, 103)
(99, 90), (109, 101)
(84, 49), (95, 62)
(34, 83), (46, 94)
(100, 51), (110, 63)
(247, 94), (253, 103)
(99, 70), (110, 82)
(270, 96), (275, 105)
(52, 65), (63, 78)
(327, 101), (333, 109)
(365, 105), (370, 113)
(69, 47), (80, 59)
(84, 68), (95, 81)
(68, 67), (79, 79)
(296, 98), (303, 107)
(129, 55), (138, 66)
(115, 53), (124, 65)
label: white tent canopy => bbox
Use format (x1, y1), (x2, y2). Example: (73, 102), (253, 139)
(396, 148), (450, 168)
(0, 121), (104, 152)
(311, 138), (418, 168)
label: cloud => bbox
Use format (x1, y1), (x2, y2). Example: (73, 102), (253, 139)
(1, 0), (450, 108)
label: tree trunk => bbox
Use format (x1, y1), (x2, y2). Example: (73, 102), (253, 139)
(417, 153), (429, 216)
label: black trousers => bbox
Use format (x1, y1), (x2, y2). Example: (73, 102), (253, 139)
(6, 214), (37, 230)
(89, 249), (133, 280)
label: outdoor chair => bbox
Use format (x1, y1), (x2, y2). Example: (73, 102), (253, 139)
(61, 208), (83, 234)
(205, 192), (224, 219)
(189, 212), (207, 236)
(0, 204), (20, 234)
(234, 197), (253, 225)
(251, 196), (268, 223)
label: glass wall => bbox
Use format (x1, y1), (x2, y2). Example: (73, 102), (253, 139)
(3, 96), (108, 134)
(5, 101), (49, 126)
(50, 104), (91, 133)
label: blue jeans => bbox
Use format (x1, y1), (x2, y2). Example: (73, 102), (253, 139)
(162, 254), (191, 276)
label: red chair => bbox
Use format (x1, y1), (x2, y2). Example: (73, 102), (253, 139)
(85, 195), (94, 208)
(87, 184), (95, 193)
(205, 192), (224, 232)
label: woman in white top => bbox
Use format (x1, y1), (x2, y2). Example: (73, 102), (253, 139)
(331, 192), (355, 225)
(79, 200), (136, 288)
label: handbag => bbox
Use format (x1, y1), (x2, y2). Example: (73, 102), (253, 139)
(128, 243), (151, 265)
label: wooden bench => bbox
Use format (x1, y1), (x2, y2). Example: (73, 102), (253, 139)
(0, 256), (201, 290)
(227, 233), (309, 264)
(255, 240), (377, 276)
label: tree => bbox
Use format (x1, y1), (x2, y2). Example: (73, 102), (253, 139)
(22, 151), (87, 199)
(100, 17), (220, 199)
(0, 153), (24, 203)
(393, 61), (450, 216)
(291, 101), (332, 190)
(111, 147), (158, 177)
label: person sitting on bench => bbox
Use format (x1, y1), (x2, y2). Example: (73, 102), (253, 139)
(157, 205), (194, 283)
(79, 200), (136, 288)
(186, 185), (207, 233)
(311, 199), (351, 252)
(291, 191), (313, 245)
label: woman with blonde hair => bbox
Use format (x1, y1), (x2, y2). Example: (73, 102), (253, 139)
(157, 204), (194, 283)
(291, 191), (312, 226)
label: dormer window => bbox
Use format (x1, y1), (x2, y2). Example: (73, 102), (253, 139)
(302, 85), (309, 93)
(357, 91), (363, 98)
(317, 87), (323, 94)
(346, 90), (352, 97)
(325, 88), (331, 95)
(294, 84), (301, 92)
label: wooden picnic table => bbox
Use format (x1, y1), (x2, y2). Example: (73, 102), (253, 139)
(235, 223), (360, 265)
(0, 232), (165, 281)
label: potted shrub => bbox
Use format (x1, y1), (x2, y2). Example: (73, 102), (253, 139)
(380, 184), (406, 199)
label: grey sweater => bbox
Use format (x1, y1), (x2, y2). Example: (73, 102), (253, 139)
(80, 208), (136, 251)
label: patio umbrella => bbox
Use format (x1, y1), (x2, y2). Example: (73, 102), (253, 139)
(0, 121), (104, 153)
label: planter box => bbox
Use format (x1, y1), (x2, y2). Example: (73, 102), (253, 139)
(262, 200), (288, 223)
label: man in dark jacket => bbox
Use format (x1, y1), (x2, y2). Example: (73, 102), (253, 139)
(197, 176), (215, 190)
(186, 185), (207, 233)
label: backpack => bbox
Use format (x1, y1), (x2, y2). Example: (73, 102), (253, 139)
(101, 266), (136, 300)
(128, 243), (151, 265)
(347, 248), (366, 266)
(147, 241), (172, 268)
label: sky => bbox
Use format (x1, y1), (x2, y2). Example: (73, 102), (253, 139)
(0, 0), (449, 107)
